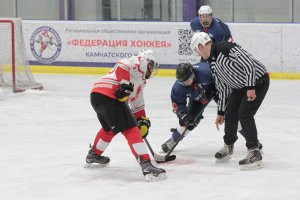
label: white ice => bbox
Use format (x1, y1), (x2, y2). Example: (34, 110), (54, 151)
(1, 74), (300, 200)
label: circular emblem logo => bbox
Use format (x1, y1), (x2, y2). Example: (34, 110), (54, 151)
(30, 26), (62, 64)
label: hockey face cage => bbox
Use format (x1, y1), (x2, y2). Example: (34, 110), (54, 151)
(145, 59), (159, 79)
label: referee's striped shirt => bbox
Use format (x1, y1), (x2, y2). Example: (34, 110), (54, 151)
(208, 42), (268, 115)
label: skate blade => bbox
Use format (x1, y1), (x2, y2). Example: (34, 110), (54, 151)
(145, 172), (167, 182)
(84, 162), (109, 168)
(240, 160), (263, 171)
(215, 155), (232, 163)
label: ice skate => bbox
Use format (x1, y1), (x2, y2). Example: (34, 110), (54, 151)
(84, 147), (110, 168)
(161, 138), (176, 153)
(258, 142), (264, 154)
(258, 142), (263, 150)
(239, 147), (263, 171)
(215, 144), (234, 163)
(238, 130), (263, 151)
(138, 156), (167, 181)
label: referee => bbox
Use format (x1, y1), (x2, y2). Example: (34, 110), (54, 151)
(190, 32), (269, 170)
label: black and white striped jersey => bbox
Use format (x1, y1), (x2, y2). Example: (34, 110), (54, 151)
(208, 42), (268, 115)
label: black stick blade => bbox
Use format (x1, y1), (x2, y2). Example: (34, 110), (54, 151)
(165, 155), (176, 162)
(154, 153), (176, 163)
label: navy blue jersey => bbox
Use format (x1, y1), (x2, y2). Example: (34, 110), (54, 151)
(190, 17), (232, 43)
(171, 62), (215, 114)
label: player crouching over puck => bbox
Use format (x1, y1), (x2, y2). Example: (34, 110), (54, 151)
(85, 50), (166, 181)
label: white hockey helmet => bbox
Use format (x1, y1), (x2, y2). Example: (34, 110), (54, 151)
(138, 49), (159, 79)
(190, 32), (212, 55)
(198, 5), (213, 15)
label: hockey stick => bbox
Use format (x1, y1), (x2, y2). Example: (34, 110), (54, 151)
(144, 138), (176, 163)
(164, 96), (214, 158)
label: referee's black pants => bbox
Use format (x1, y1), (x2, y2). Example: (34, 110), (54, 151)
(224, 74), (269, 149)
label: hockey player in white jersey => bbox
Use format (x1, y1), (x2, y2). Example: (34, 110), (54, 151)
(85, 50), (167, 181)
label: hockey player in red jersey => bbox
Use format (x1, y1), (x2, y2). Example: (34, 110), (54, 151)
(85, 50), (167, 181)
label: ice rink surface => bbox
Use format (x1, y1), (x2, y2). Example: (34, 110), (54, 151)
(1, 74), (300, 200)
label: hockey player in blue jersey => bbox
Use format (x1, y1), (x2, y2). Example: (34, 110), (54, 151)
(161, 62), (216, 153)
(190, 5), (233, 43)
(161, 62), (262, 154)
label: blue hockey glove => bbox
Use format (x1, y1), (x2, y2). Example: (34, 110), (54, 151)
(178, 112), (196, 130)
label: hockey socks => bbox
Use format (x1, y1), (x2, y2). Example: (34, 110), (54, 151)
(172, 126), (190, 142)
(93, 128), (115, 155)
(172, 129), (181, 142)
(122, 126), (150, 160)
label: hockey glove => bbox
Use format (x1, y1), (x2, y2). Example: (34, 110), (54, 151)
(137, 117), (151, 138)
(178, 112), (197, 131)
(115, 82), (134, 102)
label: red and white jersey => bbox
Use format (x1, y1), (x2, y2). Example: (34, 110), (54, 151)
(91, 56), (148, 118)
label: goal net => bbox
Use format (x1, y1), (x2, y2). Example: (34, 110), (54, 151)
(0, 18), (43, 93)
